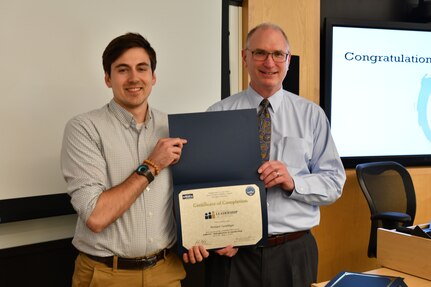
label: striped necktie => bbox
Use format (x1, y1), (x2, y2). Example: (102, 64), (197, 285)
(258, 99), (271, 162)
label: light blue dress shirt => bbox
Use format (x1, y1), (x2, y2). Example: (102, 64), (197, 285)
(207, 86), (346, 234)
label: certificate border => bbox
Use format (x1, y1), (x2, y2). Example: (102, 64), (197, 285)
(173, 180), (268, 254)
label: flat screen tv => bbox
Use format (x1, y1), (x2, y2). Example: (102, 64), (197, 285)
(322, 18), (431, 168)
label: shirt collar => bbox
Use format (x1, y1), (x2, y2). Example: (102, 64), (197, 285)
(108, 99), (152, 129)
(246, 85), (284, 113)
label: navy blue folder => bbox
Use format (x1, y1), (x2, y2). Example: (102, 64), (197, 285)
(325, 271), (408, 287)
(168, 109), (268, 253)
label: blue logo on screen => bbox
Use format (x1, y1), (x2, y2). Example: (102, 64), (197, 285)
(418, 74), (431, 142)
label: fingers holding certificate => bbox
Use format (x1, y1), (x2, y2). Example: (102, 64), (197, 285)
(168, 109), (268, 253)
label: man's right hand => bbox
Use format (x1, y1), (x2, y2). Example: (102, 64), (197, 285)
(147, 138), (187, 170)
(183, 245), (238, 264)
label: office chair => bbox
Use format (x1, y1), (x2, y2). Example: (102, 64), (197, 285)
(356, 161), (416, 258)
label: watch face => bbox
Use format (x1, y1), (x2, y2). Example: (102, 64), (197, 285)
(136, 164), (154, 183)
(137, 165), (149, 173)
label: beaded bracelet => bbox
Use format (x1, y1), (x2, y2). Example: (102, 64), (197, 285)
(144, 159), (160, 176)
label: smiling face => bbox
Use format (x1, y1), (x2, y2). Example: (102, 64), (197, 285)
(243, 27), (290, 98)
(104, 47), (156, 122)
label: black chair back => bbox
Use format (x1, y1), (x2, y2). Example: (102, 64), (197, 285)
(356, 161), (416, 258)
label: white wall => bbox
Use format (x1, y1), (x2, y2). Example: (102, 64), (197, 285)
(229, 5), (243, 95)
(0, 0), (221, 248)
(0, 0), (221, 201)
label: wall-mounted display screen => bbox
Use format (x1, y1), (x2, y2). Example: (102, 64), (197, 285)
(322, 18), (431, 168)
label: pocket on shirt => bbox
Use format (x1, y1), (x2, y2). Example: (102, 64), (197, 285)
(274, 137), (312, 169)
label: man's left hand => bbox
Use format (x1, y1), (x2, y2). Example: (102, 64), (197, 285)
(258, 160), (294, 192)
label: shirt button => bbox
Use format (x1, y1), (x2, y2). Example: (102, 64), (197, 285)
(148, 211), (153, 217)
(149, 238), (153, 243)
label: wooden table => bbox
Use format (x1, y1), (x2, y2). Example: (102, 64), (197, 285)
(311, 268), (431, 287)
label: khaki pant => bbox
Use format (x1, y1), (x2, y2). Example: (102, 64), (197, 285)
(72, 252), (186, 287)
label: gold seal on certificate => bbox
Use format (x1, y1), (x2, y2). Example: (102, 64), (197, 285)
(178, 184), (263, 250)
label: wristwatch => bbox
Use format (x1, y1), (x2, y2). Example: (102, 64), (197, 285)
(136, 164), (154, 183)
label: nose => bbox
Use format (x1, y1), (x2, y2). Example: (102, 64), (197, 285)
(128, 69), (139, 82)
(263, 54), (275, 66)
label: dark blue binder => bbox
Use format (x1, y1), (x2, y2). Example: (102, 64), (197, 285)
(168, 109), (268, 253)
(325, 271), (408, 287)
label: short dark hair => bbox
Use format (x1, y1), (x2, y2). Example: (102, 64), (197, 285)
(102, 33), (157, 76)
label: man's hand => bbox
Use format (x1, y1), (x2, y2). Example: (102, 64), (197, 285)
(214, 245), (238, 257)
(258, 160), (294, 192)
(147, 138), (187, 170)
(183, 245), (238, 264)
(183, 245), (210, 264)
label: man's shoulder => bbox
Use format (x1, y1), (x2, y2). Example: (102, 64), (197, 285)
(149, 107), (168, 128)
(280, 91), (329, 125)
(69, 104), (108, 122)
(65, 104), (111, 133)
(207, 91), (248, 111)
(284, 91), (322, 111)
(149, 107), (167, 118)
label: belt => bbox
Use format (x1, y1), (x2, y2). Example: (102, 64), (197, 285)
(266, 230), (309, 247)
(84, 249), (169, 270)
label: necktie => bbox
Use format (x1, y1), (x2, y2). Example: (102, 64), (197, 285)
(258, 99), (271, 162)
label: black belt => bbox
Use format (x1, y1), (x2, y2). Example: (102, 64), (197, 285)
(84, 249), (169, 270)
(266, 230), (309, 247)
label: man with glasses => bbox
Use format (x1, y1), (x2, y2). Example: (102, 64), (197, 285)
(185, 23), (346, 287)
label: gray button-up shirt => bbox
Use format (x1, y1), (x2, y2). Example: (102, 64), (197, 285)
(61, 99), (176, 257)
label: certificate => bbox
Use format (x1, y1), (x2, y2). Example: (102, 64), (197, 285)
(179, 184), (263, 250)
(168, 109), (268, 252)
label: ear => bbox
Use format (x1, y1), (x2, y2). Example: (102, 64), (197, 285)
(152, 72), (157, 86)
(241, 49), (247, 66)
(286, 53), (292, 71)
(104, 73), (112, 88)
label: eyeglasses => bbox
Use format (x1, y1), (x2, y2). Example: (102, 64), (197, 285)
(247, 49), (289, 63)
